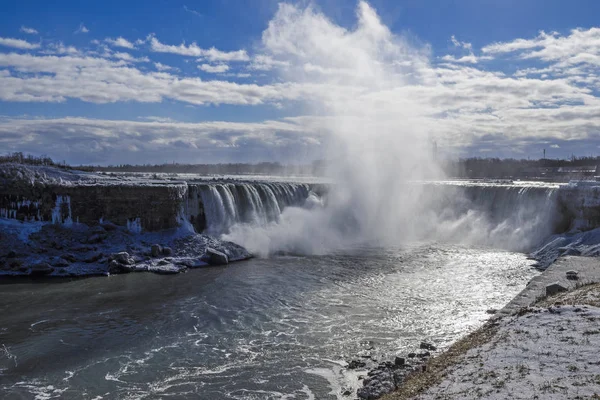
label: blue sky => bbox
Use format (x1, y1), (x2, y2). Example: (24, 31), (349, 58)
(2, 0), (600, 164)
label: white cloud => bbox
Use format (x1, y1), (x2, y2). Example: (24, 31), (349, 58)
(0, 52), (307, 105)
(249, 55), (290, 71)
(441, 54), (478, 64)
(451, 35), (472, 50)
(0, 37), (40, 50)
(154, 62), (176, 71)
(198, 63), (229, 73)
(112, 52), (148, 63)
(106, 37), (135, 49)
(183, 5), (202, 17)
(20, 26), (38, 35)
(75, 23), (89, 34)
(0, 116), (322, 164)
(149, 36), (249, 61)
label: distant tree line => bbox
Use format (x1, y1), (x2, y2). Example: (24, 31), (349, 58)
(0, 152), (73, 170)
(2, 152), (599, 179)
(443, 156), (600, 179)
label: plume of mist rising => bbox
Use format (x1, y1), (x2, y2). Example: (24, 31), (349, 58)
(224, 2), (556, 256)
(224, 2), (443, 255)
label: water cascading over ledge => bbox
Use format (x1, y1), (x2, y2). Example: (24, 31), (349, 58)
(0, 180), (313, 235)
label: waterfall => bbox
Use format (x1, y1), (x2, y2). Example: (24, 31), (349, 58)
(196, 182), (311, 234)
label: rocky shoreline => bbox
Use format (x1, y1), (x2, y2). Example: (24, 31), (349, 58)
(0, 220), (252, 278)
(346, 342), (439, 399)
(366, 255), (600, 400)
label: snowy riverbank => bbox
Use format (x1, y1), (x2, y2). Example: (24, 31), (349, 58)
(0, 219), (251, 277)
(379, 256), (600, 400)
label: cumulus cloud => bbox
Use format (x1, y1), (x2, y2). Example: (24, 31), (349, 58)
(2, 8), (600, 162)
(20, 26), (38, 35)
(0, 52), (308, 105)
(198, 63), (229, 73)
(106, 37), (135, 49)
(154, 62), (176, 71)
(249, 55), (290, 71)
(0, 116), (323, 164)
(0, 37), (40, 50)
(149, 36), (249, 61)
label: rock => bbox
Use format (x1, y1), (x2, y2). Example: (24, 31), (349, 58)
(158, 259), (170, 266)
(148, 264), (181, 275)
(486, 308), (498, 314)
(420, 342), (437, 351)
(84, 252), (103, 263)
(546, 281), (568, 296)
(394, 357), (405, 366)
(110, 252), (134, 265)
(566, 270), (579, 280)
(62, 253), (77, 263)
(348, 359), (367, 369)
(29, 263), (54, 276)
(357, 369), (395, 399)
(151, 244), (162, 258)
(6, 250), (16, 258)
(101, 222), (118, 231)
(407, 353), (416, 358)
(108, 260), (135, 274)
(343, 389), (352, 396)
(52, 258), (71, 268)
(204, 248), (229, 266)
(162, 246), (173, 256)
(417, 351), (430, 358)
(87, 233), (105, 244)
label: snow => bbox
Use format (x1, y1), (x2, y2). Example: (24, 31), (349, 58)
(416, 304), (600, 399)
(532, 228), (600, 269)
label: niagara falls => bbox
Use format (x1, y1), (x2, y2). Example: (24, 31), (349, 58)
(3, 1), (600, 399)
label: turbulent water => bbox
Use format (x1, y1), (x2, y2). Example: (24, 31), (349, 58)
(0, 244), (537, 399)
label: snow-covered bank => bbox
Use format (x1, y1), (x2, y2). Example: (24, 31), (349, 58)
(0, 220), (251, 277)
(380, 257), (600, 400)
(532, 227), (600, 269)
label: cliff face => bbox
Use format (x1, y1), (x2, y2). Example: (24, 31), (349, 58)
(1, 184), (189, 231)
(558, 185), (600, 231)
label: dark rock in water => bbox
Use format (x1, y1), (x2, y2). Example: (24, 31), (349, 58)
(417, 351), (430, 358)
(151, 244), (162, 258)
(420, 342), (437, 351)
(566, 270), (579, 280)
(343, 389), (352, 396)
(62, 253), (77, 263)
(486, 308), (498, 314)
(546, 281), (568, 296)
(407, 353), (416, 358)
(204, 248), (229, 265)
(162, 246), (173, 256)
(29, 263), (54, 276)
(348, 359), (367, 369)
(6, 250), (16, 258)
(394, 357), (405, 366)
